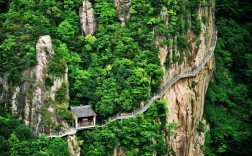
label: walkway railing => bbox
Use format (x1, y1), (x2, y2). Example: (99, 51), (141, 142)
(48, 127), (77, 138)
(47, 30), (217, 138)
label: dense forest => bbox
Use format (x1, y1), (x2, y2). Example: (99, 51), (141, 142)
(204, 0), (252, 155)
(0, 108), (69, 155)
(0, 0), (251, 155)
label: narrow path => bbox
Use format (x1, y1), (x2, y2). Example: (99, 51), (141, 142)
(48, 30), (217, 138)
(48, 127), (77, 138)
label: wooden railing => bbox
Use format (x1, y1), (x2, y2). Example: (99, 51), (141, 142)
(48, 127), (77, 138)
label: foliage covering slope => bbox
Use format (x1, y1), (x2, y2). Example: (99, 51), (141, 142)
(204, 0), (252, 155)
(0, 108), (69, 156)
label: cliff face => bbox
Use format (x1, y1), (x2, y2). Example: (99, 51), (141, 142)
(79, 0), (97, 35)
(114, 0), (131, 27)
(67, 135), (81, 156)
(0, 36), (70, 136)
(158, 4), (215, 156)
(165, 60), (214, 156)
(106, 0), (215, 155)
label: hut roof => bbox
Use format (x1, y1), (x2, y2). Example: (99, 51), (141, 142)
(71, 105), (96, 118)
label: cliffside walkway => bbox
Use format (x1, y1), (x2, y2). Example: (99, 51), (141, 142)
(48, 30), (217, 138)
(108, 30), (217, 121)
(48, 127), (77, 138)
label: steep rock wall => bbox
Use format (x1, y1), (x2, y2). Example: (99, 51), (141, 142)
(67, 135), (81, 156)
(108, 0), (216, 155)
(114, 0), (131, 27)
(79, 0), (97, 35)
(0, 36), (70, 136)
(165, 59), (214, 156)
(158, 4), (216, 156)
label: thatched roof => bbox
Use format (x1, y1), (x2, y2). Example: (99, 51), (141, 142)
(71, 105), (96, 118)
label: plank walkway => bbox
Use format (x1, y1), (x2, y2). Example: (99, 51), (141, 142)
(48, 30), (217, 138)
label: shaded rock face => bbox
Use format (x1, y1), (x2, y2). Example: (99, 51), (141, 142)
(114, 0), (131, 27)
(156, 4), (216, 156)
(79, 0), (97, 35)
(0, 36), (70, 136)
(67, 135), (81, 156)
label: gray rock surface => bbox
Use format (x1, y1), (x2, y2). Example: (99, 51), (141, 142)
(114, 0), (131, 27)
(0, 35), (70, 136)
(79, 0), (97, 35)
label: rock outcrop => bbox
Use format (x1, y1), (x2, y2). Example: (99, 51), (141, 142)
(24, 35), (54, 135)
(67, 135), (81, 156)
(79, 0), (97, 35)
(113, 147), (125, 156)
(0, 35), (70, 136)
(114, 0), (131, 27)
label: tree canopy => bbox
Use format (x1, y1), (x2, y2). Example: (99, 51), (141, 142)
(204, 0), (252, 155)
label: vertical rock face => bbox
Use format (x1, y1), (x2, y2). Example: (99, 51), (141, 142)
(23, 36), (54, 134)
(166, 60), (214, 156)
(0, 35), (70, 136)
(67, 135), (81, 156)
(27, 35), (70, 135)
(79, 0), (97, 35)
(156, 4), (216, 156)
(114, 0), (131, 27)
(160, 7), (168, 26)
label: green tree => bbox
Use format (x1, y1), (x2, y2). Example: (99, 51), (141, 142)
(14, 124), (33, 141)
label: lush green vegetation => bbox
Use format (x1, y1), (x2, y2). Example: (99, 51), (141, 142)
(0, 0), (204, 115)
(0, 108), (69, 156)
(79, 100), (175, 155)
(0, 0), (167, 154)
(70, 0), (167, 116)
(0, 0), (82, 85)
(2, 0), (251, 155)
(204, 0), (252, 155)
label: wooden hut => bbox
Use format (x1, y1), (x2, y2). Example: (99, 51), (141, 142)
(70, 105), (96, 129)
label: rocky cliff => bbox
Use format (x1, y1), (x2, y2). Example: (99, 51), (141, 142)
(114, 0), (131, 27)
(159, 4), (216, 156)
(67, 135), (81, 156)
(101, 0), (216, 155)
(80, 0), (97, 35)
(165, 60), (214, 156)
(0, 36), (71, 136)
